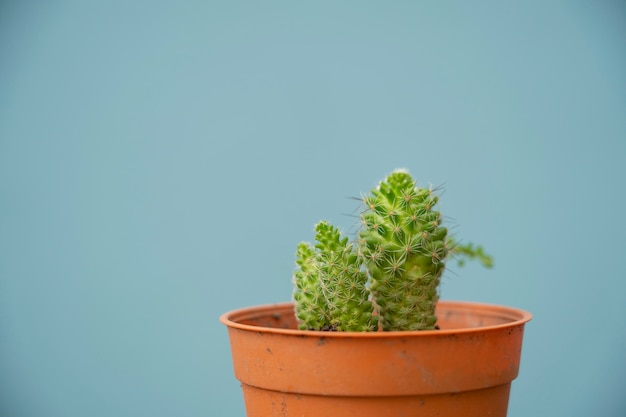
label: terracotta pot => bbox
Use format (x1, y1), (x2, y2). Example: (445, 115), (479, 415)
(220, 300), (531, 417)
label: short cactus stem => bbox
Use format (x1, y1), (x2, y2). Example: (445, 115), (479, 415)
(292, 242), (330, 330)
(293, 221), (377, 331)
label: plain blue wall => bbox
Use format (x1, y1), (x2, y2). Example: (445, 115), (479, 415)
(1, 1), (625, 416)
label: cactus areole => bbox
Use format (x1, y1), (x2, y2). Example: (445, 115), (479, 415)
(292, 169), (493, 332)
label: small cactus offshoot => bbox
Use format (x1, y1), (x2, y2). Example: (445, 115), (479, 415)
(293, 221), (377, 331)
(293, 169), (492, 332)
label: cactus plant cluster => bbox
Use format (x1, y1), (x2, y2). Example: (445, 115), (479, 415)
(293, 169), (492, 332)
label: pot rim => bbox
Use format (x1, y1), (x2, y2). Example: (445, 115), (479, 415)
(220, 300), (532, 337)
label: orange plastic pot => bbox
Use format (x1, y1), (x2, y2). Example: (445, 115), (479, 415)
(220, 300), (531, 417)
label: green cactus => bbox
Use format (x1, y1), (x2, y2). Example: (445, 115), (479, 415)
(358, 170), (449, 331)
(292, 241), (330, 330)
(293, 221), (377, 331)
(293, 169), (492, 332)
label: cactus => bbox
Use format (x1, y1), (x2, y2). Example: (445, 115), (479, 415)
(293, 221), (377, 331)
(293, 169), (492, 332)
(292, 241), (330, 330)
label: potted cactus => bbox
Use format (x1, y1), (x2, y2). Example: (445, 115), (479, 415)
(221, 169), (531, 417)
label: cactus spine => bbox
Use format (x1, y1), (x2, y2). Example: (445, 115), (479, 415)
(293, 169), (492, 332)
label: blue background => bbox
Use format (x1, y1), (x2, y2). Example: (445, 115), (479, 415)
(1, 1), (625, 416)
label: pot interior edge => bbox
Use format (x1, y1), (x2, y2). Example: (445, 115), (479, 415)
(220, 301), (532, 336)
